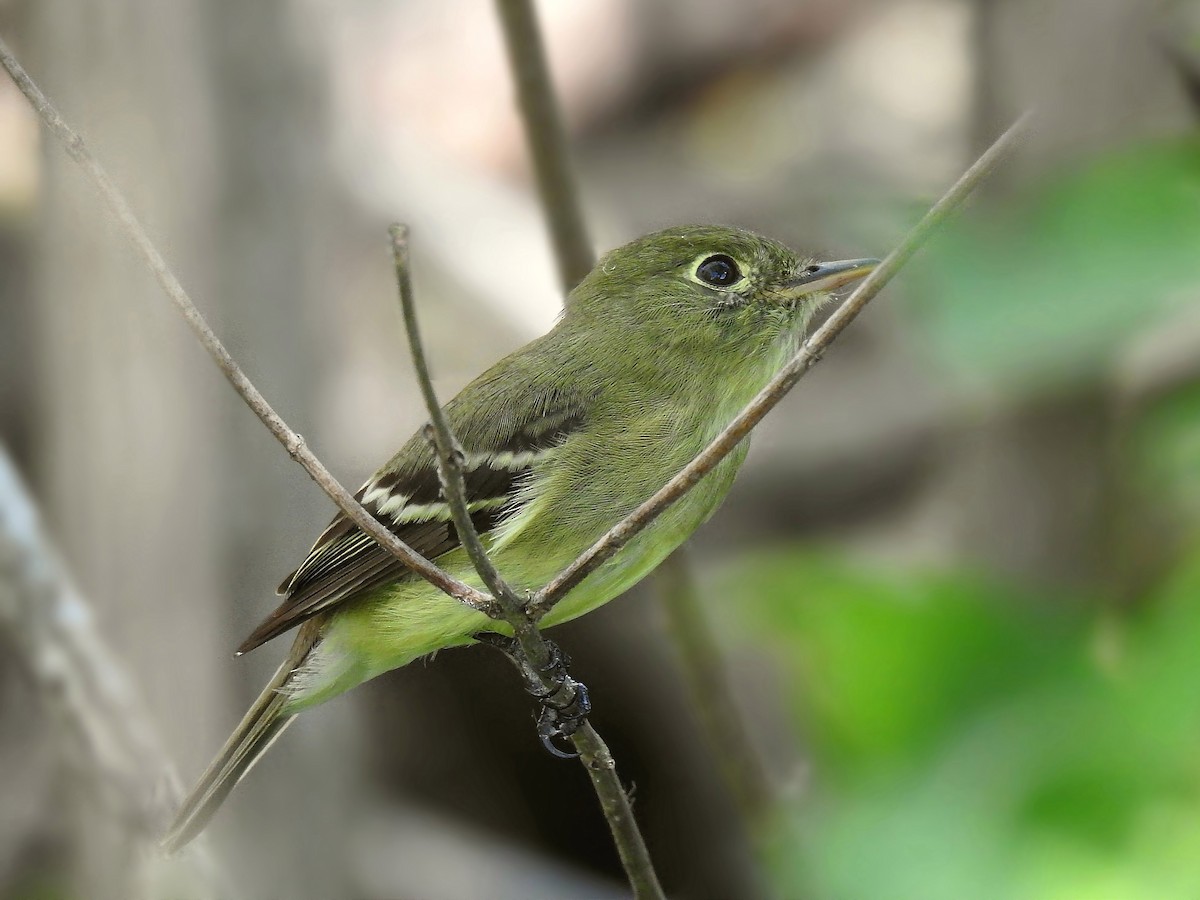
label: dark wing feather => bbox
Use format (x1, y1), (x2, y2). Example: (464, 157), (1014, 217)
(236, 405), (584, 655)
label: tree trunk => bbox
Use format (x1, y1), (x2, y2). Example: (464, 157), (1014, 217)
(28, 1), (222, 896)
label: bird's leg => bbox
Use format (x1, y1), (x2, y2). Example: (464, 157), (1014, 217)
(474, 631), (592, 758)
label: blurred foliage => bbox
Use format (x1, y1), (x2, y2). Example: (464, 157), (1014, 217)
(909, 138), (1200, 396)
(1132, 382), (1200, 522)
(724, 546), (1200, 900)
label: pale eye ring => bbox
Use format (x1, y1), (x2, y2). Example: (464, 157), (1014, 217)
(695, 254), (741, 287)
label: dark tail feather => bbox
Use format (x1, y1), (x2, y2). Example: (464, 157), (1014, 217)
(161, 660), (297, 854)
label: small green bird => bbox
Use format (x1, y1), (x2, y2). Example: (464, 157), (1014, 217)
(163, 224), (876, 851)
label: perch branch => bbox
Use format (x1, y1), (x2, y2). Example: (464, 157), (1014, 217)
(390, 226), (665, 900)
(529, 111), (1033, 619)
(1, 30), (660, 893)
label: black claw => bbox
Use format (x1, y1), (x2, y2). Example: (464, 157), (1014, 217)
(539, 731), (580, 759)
(538, 708), (581, 758)
(476, 631), (592, 759)
(547, 680), (591, 717)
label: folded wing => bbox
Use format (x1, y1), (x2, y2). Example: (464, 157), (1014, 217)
(236, 406), (584, 655)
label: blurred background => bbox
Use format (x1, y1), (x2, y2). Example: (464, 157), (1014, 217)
(1, 0), (1200, 898)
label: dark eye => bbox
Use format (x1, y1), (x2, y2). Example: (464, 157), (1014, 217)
(695, 254), (741, 287)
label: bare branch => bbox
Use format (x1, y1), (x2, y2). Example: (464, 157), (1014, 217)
(529, 111), (1033, 618)
(390, 225), (528, 628)
(494, 0), (594, 293)
(0, 36), (492, 616)
(570, 723), (664, 899)
(390, 226), (665, 900)
(0, 446), (224, 897)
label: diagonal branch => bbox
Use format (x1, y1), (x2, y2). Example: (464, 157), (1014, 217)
(390, 225), (537, 633)
(657, 547), (772, 824)
(390, 226), (665, 900)
(528, 111), (1032, 619)
(0, 36), (493, 618)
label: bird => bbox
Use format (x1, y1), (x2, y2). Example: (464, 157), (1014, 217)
(162, 224), (877, 852)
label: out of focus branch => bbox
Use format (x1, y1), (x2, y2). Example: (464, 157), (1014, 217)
(390, 226), (665, 900)
(657, 549), (772, 825)
(494, 0), (594, 293)
(1158, 34), (1200, 118)
(0, 446), (222, 897)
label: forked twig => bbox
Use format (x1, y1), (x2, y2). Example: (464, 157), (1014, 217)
(657, 549), (772, 825)
(489, 6), (669, 890)
(0, 30), (660, 895)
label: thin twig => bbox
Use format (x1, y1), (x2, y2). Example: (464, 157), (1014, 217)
(0, 37), (493, 617)
(570, 723), (664, 899)
(529, 111), (1033, 619)
(657, 549), (772, 825)
(0, 446), (225, 898)
(494, 0), (593, 294)
(390, 225), (539, 638)
(390, 226), (666, 900)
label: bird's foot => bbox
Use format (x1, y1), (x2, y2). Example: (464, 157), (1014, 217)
(474, 632), (591, 758)
(536, 678), (591, 758)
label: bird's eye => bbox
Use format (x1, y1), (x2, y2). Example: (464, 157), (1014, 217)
(695, 254), (741, 287)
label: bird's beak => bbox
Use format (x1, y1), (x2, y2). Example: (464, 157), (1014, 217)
(780, 258), (880, 297)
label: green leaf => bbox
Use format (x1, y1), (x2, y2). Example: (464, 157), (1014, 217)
(723, 546), (1200, 899)
(725, 550), (1082, 773)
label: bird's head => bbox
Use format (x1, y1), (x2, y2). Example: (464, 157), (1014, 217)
(568, 225), (877, 359)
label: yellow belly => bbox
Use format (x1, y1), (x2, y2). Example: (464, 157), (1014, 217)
(282, 450), (740, 711)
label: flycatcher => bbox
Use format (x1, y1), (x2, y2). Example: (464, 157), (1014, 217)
(163, 224), (876, 851)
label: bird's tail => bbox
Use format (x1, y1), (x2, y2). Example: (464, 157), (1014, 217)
(162, 647), (304, 854)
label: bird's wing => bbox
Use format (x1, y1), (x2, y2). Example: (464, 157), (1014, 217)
(236, 401), (586, 655)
